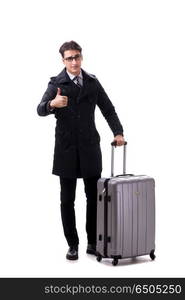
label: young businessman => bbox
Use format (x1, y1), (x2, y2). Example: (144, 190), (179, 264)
(37, 41), (125, 260)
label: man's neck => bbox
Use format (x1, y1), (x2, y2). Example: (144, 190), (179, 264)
(66, 69), (82, 78)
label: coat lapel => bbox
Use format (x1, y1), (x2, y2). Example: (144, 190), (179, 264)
(78, 69), (96, 100)
(54, 68), (96, 102)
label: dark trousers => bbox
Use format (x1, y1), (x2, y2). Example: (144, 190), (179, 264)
(59, 176), (100, 247)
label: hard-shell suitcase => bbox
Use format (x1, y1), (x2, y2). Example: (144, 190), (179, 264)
(96, 141), (156, 266)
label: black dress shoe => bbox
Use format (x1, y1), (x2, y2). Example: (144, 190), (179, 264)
(86, 244), (97, 255)
(66, 246), (78, 260)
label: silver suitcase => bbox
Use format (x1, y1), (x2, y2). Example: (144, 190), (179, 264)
(96, 141), (156, 266)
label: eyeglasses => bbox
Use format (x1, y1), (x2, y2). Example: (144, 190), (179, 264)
(64, 54), (82, 62)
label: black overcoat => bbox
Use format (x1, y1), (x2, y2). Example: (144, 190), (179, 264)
(37, 68), (123, 178)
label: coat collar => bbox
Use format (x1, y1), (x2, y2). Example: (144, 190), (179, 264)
(53, 68), (96, 84)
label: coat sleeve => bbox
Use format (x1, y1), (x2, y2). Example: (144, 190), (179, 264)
(37, 80), (57, 116)
(96, 80), (124, 136)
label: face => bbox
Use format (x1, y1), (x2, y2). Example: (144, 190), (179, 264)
(63, 50), (83, 75)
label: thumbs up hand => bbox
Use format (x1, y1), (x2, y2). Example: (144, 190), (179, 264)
(57, 87), (61, 95)
(50, 88), (68, 108)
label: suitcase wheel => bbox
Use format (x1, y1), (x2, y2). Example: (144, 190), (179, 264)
(150, 249), (156, 260)
(96, 255), (102, 262)
(112, 258), (118, 266)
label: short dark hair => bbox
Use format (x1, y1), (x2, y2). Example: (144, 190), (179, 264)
(59, 40), (82, 58)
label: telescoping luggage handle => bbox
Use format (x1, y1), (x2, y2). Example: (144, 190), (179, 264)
(111, 141), (134, 177)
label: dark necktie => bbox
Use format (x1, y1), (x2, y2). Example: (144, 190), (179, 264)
(73, 76), (82, 88)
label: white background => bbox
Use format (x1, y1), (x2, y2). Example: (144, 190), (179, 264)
(0, 0), (185, 277)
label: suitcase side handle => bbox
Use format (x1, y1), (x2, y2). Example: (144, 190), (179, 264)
(110, 140), (127, 177)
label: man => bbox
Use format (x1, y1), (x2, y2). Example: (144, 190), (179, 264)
(37, 41), (125, 260)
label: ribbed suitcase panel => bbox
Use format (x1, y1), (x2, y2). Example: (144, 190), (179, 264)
(146, 179), (155, 253)
(137, 181), (147, 255)
(123, 183), (133, 257)
(132, 182), (138, 256)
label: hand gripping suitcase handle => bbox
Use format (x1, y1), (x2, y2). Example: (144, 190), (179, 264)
(111, 140), (128, 177)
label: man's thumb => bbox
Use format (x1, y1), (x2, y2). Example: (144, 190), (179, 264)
(57, 87), (61, 95)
